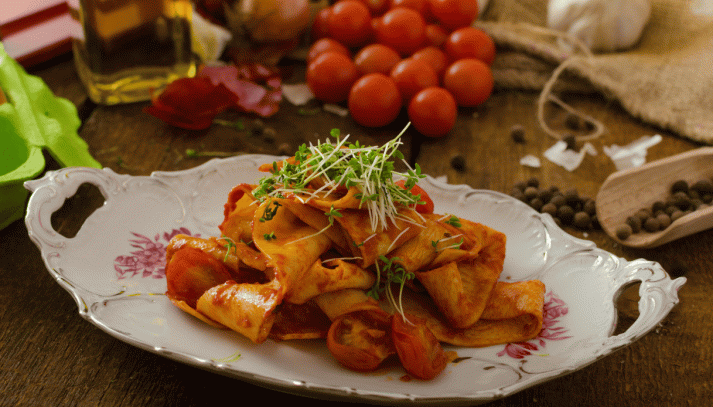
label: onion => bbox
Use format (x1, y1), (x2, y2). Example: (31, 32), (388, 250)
(238, 0), (311, 43)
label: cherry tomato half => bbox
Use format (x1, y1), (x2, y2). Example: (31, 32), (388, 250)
(326, 310), (395, 371)
(348, 73), (403, 127)
(442, 58), (493, 107)
(391, 313), (448, 380)
(395, 179), (435, 213)
(407, 87), (457, 138)
(375, 7), (427, 56)
(328, 0), (373, 48)
(307, 37), (351, 64)
(354, 43), (402, 75)
(444, 27), (496, 65)
(427, 0), (478, 31)
(166, 247), (233, 308)
(390, 58), (439, 102)
(307, 52), (360, 103)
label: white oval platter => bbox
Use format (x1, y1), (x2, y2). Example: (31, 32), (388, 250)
(24, 155), (686, 406)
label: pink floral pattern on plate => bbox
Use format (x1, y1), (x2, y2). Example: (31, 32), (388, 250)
(497, 291), (571, 359)
(114, 228), (196, 279)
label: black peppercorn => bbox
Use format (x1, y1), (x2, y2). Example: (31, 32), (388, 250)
(450, 155), (466, 172)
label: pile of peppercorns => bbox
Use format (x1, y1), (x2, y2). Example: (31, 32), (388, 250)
(510, 178), (599, 231)
(616, 178), (713, 240)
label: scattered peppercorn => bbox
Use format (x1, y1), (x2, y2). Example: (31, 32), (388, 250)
(573, 211), (591, 229)
(510, 124), (526, 143)
(564, 113), (585, 131)
(262, 127), (277, 144)
(450, 155), (466, 172)
(562, 134), (578, 151)
(509, 178), (599, 233)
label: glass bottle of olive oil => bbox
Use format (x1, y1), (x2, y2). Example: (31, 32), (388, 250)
(71, 0), (196, 105)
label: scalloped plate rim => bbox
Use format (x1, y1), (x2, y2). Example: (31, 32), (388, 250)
(24, 155), (686, 405)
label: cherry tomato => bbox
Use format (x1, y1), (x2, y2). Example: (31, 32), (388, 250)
(326, 310), (395, 371)
(424, 23), (448, 47)
(391, 313), (448, 380)
(375, 7), (427, 56)
(442, 58), (493, 107)
(165, 247), (233, 308)
(427, 0), (478, 31)
(395, 179), (435, 213)
(407, 87), (457, 138)
(411, 46), (448, 78)
(390, 58), (438, 102)
(348, 73), (403, 127)
(356, 0), (390, 16)
(390, 0), (428, 15)
(311, 7), (331, 40)
(307, 52), (360, 103)
(444, 27), (496, 65)
(307, 37), (351, 64)
(354, 43), (402, 75)
(328, 0), (373, 48)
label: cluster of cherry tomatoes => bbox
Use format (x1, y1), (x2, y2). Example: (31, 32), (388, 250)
(306, 0), (495, 137)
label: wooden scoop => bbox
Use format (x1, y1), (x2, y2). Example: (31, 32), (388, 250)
(595, 147), (713, 248)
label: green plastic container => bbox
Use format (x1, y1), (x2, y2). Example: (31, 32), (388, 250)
(0, 43), (101, 231)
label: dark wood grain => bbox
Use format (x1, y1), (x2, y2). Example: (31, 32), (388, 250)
(1, 52), (708, 407)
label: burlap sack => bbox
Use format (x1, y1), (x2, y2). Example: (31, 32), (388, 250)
(476, 0), (713, 144)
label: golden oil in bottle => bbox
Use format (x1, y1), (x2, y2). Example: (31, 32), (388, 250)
(71, 0), (196, 105)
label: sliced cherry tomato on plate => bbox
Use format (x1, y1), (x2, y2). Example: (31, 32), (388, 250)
(408, 86), (457, 138)
(395, 179), (435, 213)
(442, 58), (493, 107)
(307, 52), (360, 103)
(166, 247), (233, 308)
(391, 313), (448, 380)
(444, 27), (496, 65)
(348, 73), (403, 127)
(326, 310), (396, 371)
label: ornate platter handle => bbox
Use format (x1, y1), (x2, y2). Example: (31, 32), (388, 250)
(24, 167), (124, 249)
(603, 258), (685, 353)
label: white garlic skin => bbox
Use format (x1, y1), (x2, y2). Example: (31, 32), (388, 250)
(547, 0), (652, 52)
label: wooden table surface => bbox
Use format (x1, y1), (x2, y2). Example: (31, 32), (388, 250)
(2, 52), (709, 407)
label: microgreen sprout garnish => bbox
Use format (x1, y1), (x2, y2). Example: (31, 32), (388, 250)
(252, 124), (425, 232)
(431, 235), (464, 251)
(263, 232), (276, 241)
(367, 256), (414, 318)
(259, 200), (281, 222)
(221, 235), (237, 262)
(444, 215), (462, 228)
(325, 205), (342, 225)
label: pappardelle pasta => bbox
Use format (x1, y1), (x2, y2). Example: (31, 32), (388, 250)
(165, 129), (545, 380)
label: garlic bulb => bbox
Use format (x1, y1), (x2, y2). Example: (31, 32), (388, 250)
(547, 0), (652, 52)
